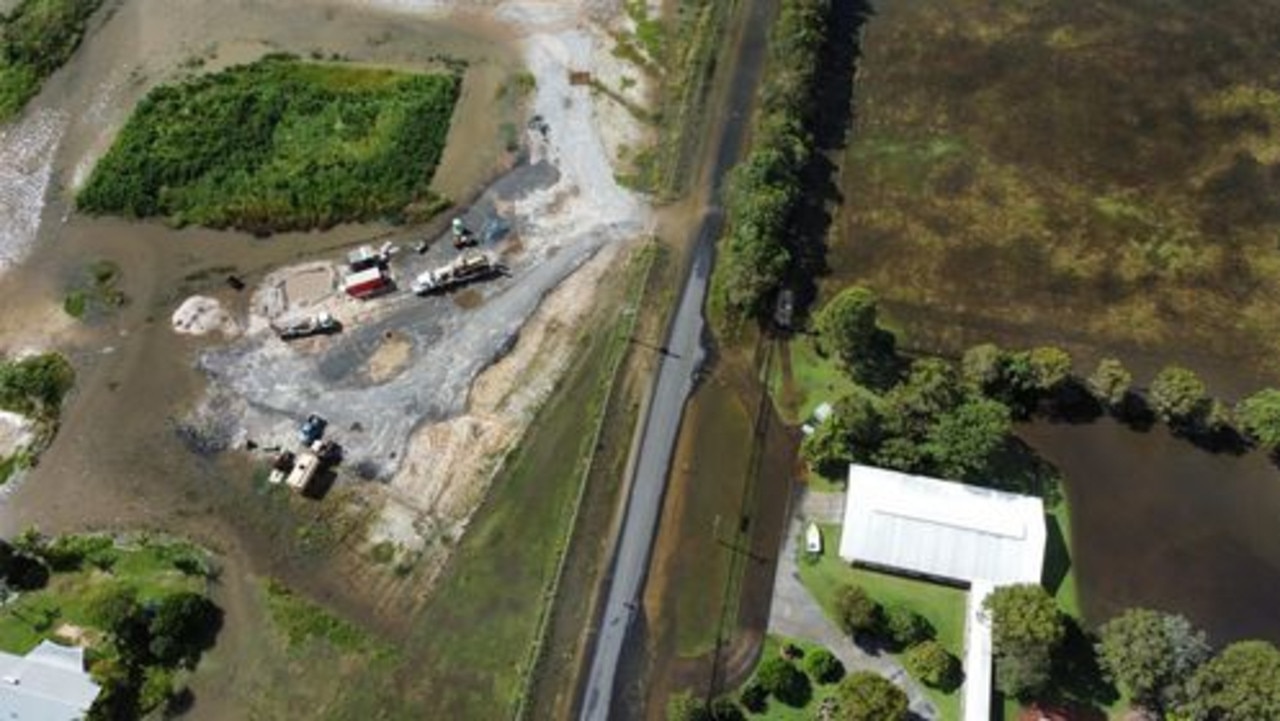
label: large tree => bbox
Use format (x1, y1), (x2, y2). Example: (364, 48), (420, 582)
(1149, 365), (1207, 426)
(924, 396), (1011, 480)
(1087, 358), (1132, 409)
(984, 584), (1065, 697)
(833, 671), (908, 721)
(1096, 608), (1209, 710)
(801, 393), (884, 475)
(883, 358), (964, 436)
(1178, 640), (1280, 721)
(1236, 389), (1280, 451)
(814, 286), (895, 384)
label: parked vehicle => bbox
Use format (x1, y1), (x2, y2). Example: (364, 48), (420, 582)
(276, 311), (340, 340)
(299, 414), (327, 445)
(342, 267), (392, 299)
(411, 251), (497, 294)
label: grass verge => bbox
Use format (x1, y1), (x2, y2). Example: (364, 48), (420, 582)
(393, 247), (653, 719)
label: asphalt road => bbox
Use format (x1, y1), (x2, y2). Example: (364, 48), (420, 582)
(578, 2), (777, 718)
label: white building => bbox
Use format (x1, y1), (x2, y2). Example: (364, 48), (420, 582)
(0, 641), (101, 720)
(839, 464), (1047, 721)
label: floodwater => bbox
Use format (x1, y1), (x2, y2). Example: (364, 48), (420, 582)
(830, 0), (1280, 648)
(0, 0), (525, 717)
(1021, 418), (1280, 645)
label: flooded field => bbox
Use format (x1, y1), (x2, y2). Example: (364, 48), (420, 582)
(833, 0), (1280, 384)
(826, 0), (1280, 646)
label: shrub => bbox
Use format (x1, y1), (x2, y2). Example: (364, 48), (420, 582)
(834, 584), (880, 636)
(755, 657), (811, 707)
(804, 648), (845, 684)
(709, 696), (745, 721)
(834, 671), (908, 721)
(1149, 365), (1207, 426)
(883, 606), (934, 649)
(904, 640), (960, 689)
(667, 691), (710, 721)
(739, 680), (767, 712)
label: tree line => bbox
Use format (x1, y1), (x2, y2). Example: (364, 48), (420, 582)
(985, 583), (1280, 720)
(803, 285), (1280, 483)
(711, 0), (833, 329)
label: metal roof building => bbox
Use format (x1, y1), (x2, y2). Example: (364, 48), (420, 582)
(0, 641), (101, 720)
(839, 464), (1046, 586)
(838, 463), (1047, 721)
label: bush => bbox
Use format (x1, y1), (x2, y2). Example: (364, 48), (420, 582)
(667, 691), (710, 721)
(0, 353), (76, 420)
(709, 696), (745, 721)
(904, 640), (960, 689)
(1149, 365), (1207, 426)
(0, 0), (104, 121)
(834, 671), (908, 721)
(1236, 389), (1280, 451)
(739, 680), (767, 712)
(834, 584), (880, 636)
(804, 648), (845, 684)
(147, 592), (223, 669)
(755, 657), (811, 707)
(40, 534), (117, 572)
(883, 606), (934, 649)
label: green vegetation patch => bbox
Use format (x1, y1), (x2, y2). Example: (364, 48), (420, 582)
(63, 259), (126, 320)
(262, 579), (370, 652)
(0, 352), (74, 423)
(78, 55), (460, 233)
(0, 0), (103, 121)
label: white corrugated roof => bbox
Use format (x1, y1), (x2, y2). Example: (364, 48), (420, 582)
(0, 641), (101, 720)
(839, 464), (1046, 586)
(964, 581), (995, 721)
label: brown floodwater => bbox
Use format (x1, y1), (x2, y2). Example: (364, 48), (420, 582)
(1021, 418), (1280, 645)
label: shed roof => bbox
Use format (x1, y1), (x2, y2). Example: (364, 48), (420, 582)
(838, 464), (1046, 586)
(0, 641), (101, 720)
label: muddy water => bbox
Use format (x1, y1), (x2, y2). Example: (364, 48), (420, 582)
(0, 1), (526, 717)
(1020, 419), (1280, 644)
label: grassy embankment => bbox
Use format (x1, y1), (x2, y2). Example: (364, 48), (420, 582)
(521, 242), (673, 719)
(78, 55), (459, 233)
(359, 244), (654, 719)
(0, 352), (75, 484)
(0, 0), (102, 121)
(833, 0), (1280, 377)
(616, 0), (738, 196)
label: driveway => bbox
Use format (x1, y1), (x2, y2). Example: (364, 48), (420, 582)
(768, 488), (940, 719)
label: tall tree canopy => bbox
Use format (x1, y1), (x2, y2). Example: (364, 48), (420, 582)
(1179, 640), (1280, 721)
(1096, 608), (1209, 710)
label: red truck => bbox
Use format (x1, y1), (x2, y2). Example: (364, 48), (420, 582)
(342, 267), (391, 299)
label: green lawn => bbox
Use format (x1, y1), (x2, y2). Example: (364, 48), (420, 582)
(78, 56), (459, 232)
(0, 535), (208, 656)
(770, 334), (860, 426)
(797, 523), (966, 720)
